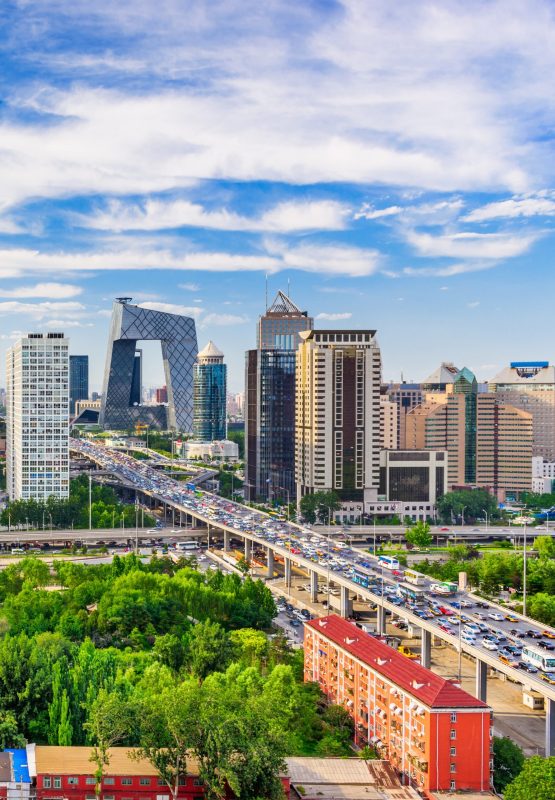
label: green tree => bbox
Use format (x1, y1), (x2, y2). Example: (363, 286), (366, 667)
(504, 755), (555, 800)
(186, 621), (231, 681)
(436, 488), (497, 524)
(0, 711), (25, 749)
(534, 536), (555, 559)
(299, 494), (318, 524)
(405, 521), (432, 549)
(86, 690), (138, 796)
(493, 736), (525, 793)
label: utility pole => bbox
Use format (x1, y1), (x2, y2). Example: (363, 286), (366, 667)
(523, 520), (528, 617)
(89, 473), (92, 531)
(135, 493), (139, 556)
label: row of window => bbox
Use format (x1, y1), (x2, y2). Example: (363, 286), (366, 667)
(42, 776), (204, 788)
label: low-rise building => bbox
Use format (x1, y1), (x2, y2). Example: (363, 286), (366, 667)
(304, 615), (492, 798)
(286, 757), (419, 800)
(176, 439), (239, 462)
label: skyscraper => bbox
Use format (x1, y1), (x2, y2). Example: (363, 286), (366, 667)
(193, 341), (227, 441)
(130, 349), (142, 406)
(100, 298), (197, 431)
(489, 362), (555, 460)
(406, 367), (532, 499)
(295, 329), (382, 518)
(245, 291), (313, 502)
(69, 355), (89, 416)
(6, 332), (69, 500)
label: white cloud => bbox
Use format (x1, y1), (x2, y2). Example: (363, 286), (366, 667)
(354, 204), (402, 220)
(138, 301), (203, 319)
(78, 198), (349, 233)
(316, 312), (353, 321)
(403, 261), (499, 277)
(179, 282), (200, 292)
(0, 300), (85, 318)
(467, 300), (480, 308)
(405, 230), (538, 259)
(45, 319), (93, 328)
(0, 282), (82, 299)
(201, 313), (249, 326)
(266, 241), (381, 277)
(464, 195), (555, 222)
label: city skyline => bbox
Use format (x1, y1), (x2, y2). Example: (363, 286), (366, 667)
(1, 2), (555, 391)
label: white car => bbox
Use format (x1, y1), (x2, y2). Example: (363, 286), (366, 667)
(461, 635), (477, 645)
(488, 612), (504, 622)
(482, 640), (498, 651)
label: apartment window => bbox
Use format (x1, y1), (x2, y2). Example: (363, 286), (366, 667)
(104, 778), (115, 785)
(450, 763), (456, 773)
(86, 795), (96, 800)
(53, 777), (62, 789)
(450, 729), (456, 739)
(103, 795), (115, 800)
(193, 779), (203, 786)
(43, 778), (51, 788)
(68, 777), (79, 785)
(121, 778), (132, 786)
(450, 781), (456, 790)
(450, 747), (456, 756)
(140, 778), (151, 786)
(86, 777), (96, 785)
(450, 712), (457, 723)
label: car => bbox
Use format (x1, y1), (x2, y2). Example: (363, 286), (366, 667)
(459, 599), (474, 608)
(499, 654), (519, 667)
(509, 629), (526, 638)
(540, 641), (555, 651)
(543, 630), (555, 640)
(505, 615), (519, 624)
(289, 619), (301, 628)
(474, 613), (486, 621)
(440, 527), (450, 531)
(540, 672), (555, 685)
(439, 606), (454, 616)
(488, 612), (505, 622)
(518, 662), (538, 673)
(482, 640), (498, 651)
(476, 602), (489, 609)
(526, 629), (543, 639)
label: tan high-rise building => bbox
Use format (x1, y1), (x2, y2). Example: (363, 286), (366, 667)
(379, 395), (398, 450)
(405, 368), (532, 498)
(295, 330), (382, 514)
(489, 362), (555, 460)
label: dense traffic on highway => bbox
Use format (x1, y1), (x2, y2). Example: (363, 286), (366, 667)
(71, 438), (555, 690)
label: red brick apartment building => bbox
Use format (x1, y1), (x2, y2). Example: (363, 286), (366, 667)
(304, 616), (492, 797)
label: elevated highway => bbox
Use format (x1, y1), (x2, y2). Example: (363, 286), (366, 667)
(70, 437), (555, 753)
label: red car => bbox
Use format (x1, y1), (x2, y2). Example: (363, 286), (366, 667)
(290, 547), (301, 554)
(392, 569), (404, 578)
(440, 527), (450, 531)
(439, 606), (454, 616)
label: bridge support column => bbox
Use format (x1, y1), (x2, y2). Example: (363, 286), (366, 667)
(284, 557), (292, 588)
(340, 586), (352, 618)
(223, 530), (231, 552)
(267, 548), (274, 578)
(244, 538), (252, 562)
(310, 570), (319, 603)
(547, 698), (555, 757)
(190, 515), (197, 529)
(376, 605), (386, 635)
(476, 659), (488, 702)
(421, 629), (431, 669)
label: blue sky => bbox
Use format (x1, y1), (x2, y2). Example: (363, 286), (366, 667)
(1, 0), (555, 392)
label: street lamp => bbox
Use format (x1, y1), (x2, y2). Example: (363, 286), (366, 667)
(88, 473), (92, 531)
(482, 509), (489, 531)
(523, 518), (528, 617)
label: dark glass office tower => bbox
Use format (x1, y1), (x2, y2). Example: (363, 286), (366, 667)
(69, 355), (89, 415)
(453, 366), (478, 483)
(245, 292), (313, 503)
(193, 341), (227, 441)
(130, 349), (142, 406)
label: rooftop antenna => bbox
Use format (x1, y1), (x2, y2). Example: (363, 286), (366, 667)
(265, 274), (268, 311)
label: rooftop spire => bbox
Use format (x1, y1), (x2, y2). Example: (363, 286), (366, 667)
(267, 290), (302, 314)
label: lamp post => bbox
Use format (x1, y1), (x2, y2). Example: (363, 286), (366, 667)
(482, 509), (489, 531)
(135, 493), (139, 556)
(523, 518), (528, 617)
(88, 473), (92, 532)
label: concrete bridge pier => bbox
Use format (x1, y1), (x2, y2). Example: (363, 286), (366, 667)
(476, 659), (488, 702)
(310, 570), (319, 603)
(244, 538), (252, 561)
(340, 585), (352, 618)
(547, 697), (555, 757)
(223, 530), (231, 551)
(420, 629), (431, 669)
(267, 547), (275, 578)
(284, 557), (292, 588)
(376, 605), (386, 635)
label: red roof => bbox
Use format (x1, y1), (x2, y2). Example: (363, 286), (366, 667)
(305, 615), (488, 710)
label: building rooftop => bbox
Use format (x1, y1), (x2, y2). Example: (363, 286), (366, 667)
(29, 746), (199, 777)
(197, 340), (224, 359)
(305, 615), (488, 710)
(266, 291), (304, 315)
(491, 362), (555, 384)
(286, 758), (419, 800)
(422, 362), (459, 386)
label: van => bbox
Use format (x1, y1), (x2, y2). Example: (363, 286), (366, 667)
(11, 548), (25, 555)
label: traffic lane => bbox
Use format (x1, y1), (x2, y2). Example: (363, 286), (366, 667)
(275, 610), (305, 645)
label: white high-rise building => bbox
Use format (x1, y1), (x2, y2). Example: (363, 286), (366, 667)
(6, 332), (70, 501)
(295, 329), (382, 520)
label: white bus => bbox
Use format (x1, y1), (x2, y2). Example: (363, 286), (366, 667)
(404, 568), (427, 587)
(378, 555), (400, 570)
(522, 644), (555, 672)
(176, 541), (199, 551)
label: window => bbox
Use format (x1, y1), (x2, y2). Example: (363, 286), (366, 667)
(103, 795), (115, 800)
(68, 777), (79, 785)
(86, 777), (96, 785)
(193, 779), (203, 786)
(450, 712), (457, 723)
(104, 778), (115, 785)
(43, 778), (51, 788)
(450, 747), (456, 756)
(450, 763), (456, 773)
(86, 795), (96, 800)
(54, 777), (62, 789)
(121, 778), (132, 786)
(157, 779), (166, 786)
(450, 781), (456, 790)
(140, 778), (151, 786)
(450, 729), (456, 739)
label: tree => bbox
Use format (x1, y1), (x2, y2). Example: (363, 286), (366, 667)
(436, 488), (497, 524)
(534, 536), (555, 559)
(235, 557), (251, 576)
(405, 521), (432, 549)
(299, 491), (341, 525)
(186, 621), (231, 681)
(86, 690), (138, 796)
(299, 494), (318, 524)
(504, 755), (555, 800)
(0, 711), (25, 749)
(493, 736), (525, 793)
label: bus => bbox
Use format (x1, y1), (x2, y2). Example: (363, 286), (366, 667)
(522, 644), (555, 672)
(397, 583), (426, 604)
(351, 567), (377, 590)
(431, 581), (458, 596)
(378, 555), (400, 570)
(404, 568), (427, 587)
(176, 541), (199, 551)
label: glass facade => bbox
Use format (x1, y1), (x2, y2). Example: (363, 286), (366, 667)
(193, 362), (226, 441)
(453, 367), (478, 483)
(69, 355), (88, 415)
